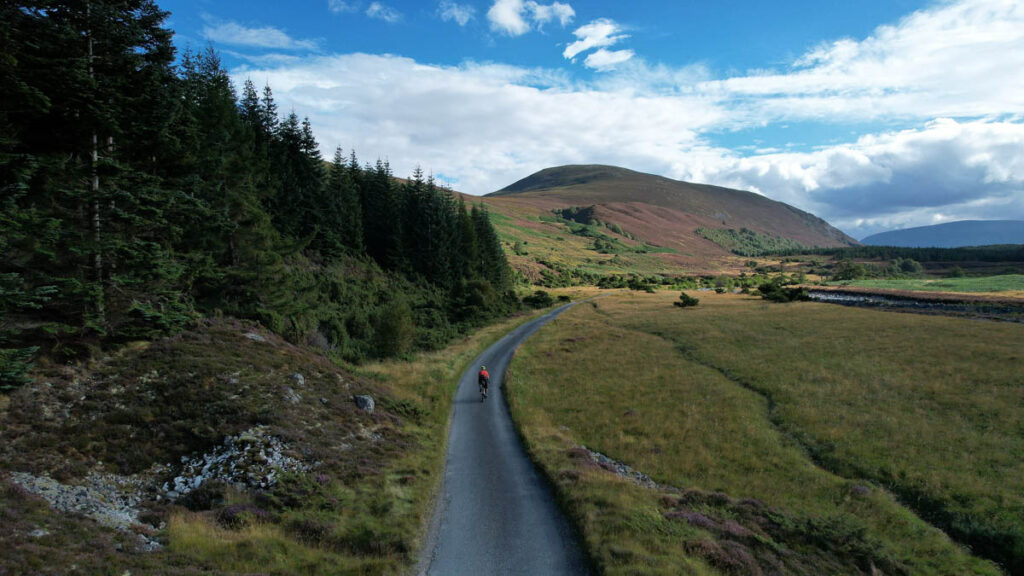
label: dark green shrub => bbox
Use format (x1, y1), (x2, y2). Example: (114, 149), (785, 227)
(372, 299), (415, 358)
(674, 292), (700, 308)
(557, 295), (572, 303)
(523, 290), (554, 308)
(758, 282), (810, 303)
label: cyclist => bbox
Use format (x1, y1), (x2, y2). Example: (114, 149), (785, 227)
(478, 365), (490, 400)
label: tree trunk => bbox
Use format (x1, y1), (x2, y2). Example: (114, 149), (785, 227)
(88, 1), (105, 322)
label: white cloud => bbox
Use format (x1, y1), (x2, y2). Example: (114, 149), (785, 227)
(528, 1), (574, 28)
(328, 0), (359, 13)
(202, 19), (320, 51)
(689, 119), (1024, 236)
(439, 1), (475, 26)
(487, 0), (574, 36)
(231, 53), (720, 195)
(366, 2), (401, 22)
(487, 0), (529, 35)
(563, 19), (628, 60)
(229, 0), (1024, 237)
(583, 48), (634, 70)
(697, 0), (1024, 124)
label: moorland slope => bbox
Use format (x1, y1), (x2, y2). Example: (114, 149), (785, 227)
(479, 165), (857, 279)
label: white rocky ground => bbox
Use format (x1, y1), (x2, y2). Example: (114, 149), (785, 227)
(162, 425), (308, 500)
(10, 425), (309, 552)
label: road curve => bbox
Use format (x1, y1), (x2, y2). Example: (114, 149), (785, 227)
(418, 303), (591, 576)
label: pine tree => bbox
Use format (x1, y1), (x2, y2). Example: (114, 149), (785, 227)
(472, 204), (512, 292)
(1, 0), (191, 343)
(361, 160), (403, 270)
(325, 147), (363, 254)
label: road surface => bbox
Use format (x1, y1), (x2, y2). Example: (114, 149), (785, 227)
(418, 303), (591, 576)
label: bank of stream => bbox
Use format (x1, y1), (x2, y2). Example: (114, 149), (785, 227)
(807, 289), (1024, 323)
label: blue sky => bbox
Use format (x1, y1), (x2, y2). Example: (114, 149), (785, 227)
(161, 0), (1024, 238)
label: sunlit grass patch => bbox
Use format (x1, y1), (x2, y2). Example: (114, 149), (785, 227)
(829, 274), (1024, 294)
(507, 292), (1013, 574)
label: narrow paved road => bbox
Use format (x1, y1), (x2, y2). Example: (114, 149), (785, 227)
(419, 303), (591, 576)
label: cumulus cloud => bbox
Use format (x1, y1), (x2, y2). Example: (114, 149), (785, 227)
(366, 2), (401, 22)
(698, 0), (1024, 124)
(202, 19), (320, 51)
(328, 0), (359, 13)
(228, 0), (1024, 237)
(690, 119), (1024, 237)
(529, 1), (574, 27)
(563, 19), (628, 60)
(231, 53), (720, 194)
(439, 1), (475, 26)
(583, 48), (634, 71)
(487, 0), (574, 36)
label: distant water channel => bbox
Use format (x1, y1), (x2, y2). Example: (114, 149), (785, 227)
(807, 290), (1024, 323)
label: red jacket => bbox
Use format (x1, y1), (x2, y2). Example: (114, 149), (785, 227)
(478, 370), (490, 384)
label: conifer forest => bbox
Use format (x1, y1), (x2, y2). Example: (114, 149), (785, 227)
(0, 1), (515, 387)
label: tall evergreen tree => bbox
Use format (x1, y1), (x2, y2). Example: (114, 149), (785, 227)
(472, 204), (512, 292)
(2, 0), (191, 343)
(324, 147), (363, 254)
(361, 160), (403, 270)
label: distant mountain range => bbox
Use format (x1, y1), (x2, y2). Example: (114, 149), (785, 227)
(478, 165), (856, 278)
(861, 220), (1024, 248)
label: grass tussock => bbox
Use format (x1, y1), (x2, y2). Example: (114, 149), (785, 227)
(507, 292), (1015, 575)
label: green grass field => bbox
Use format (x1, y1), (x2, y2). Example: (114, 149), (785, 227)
(829, 274), (1024, 294)
(506, 292), (1022, 575)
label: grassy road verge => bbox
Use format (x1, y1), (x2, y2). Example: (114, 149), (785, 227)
(506, 291), (1019, 575)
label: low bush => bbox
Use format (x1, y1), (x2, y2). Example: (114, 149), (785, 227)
(674, 292), (700, 308)
(758, 279), (810, 303)
(523, 290), (555, 308)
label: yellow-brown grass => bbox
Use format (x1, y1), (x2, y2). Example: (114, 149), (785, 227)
(507, 292), (1016, 574)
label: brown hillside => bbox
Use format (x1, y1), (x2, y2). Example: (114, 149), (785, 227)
(489, 164), (856, 248)
(471, 164), (855, 277)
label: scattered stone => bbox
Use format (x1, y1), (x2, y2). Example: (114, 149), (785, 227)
(291, 373), (305, 387)
(354, 395), (375, 414)
(851, 484), (872, 496)
(320, 397), (329, 405)
(163, 425), (307, 500)
(10, 471), (144, 532)
(578, 445), (657, 489)
(244, 331), (266, 342)
(283, 386), (302, 405)
(10, 470), (162, 551)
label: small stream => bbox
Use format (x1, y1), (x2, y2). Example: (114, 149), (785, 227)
(807, 290), (1024, 322)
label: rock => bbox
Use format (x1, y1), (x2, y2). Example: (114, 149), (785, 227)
(29, 529), (50, 538)
(283, 387), (302, 405)
(320, 397), (329, 405)
(163, 425), (308, 501)
(9, 470), (147, 533)
(244, 331), (266, 342)
(851, 485), (871, 496)
(353, 395), (375, 414)
(291, 373), (305, 387)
